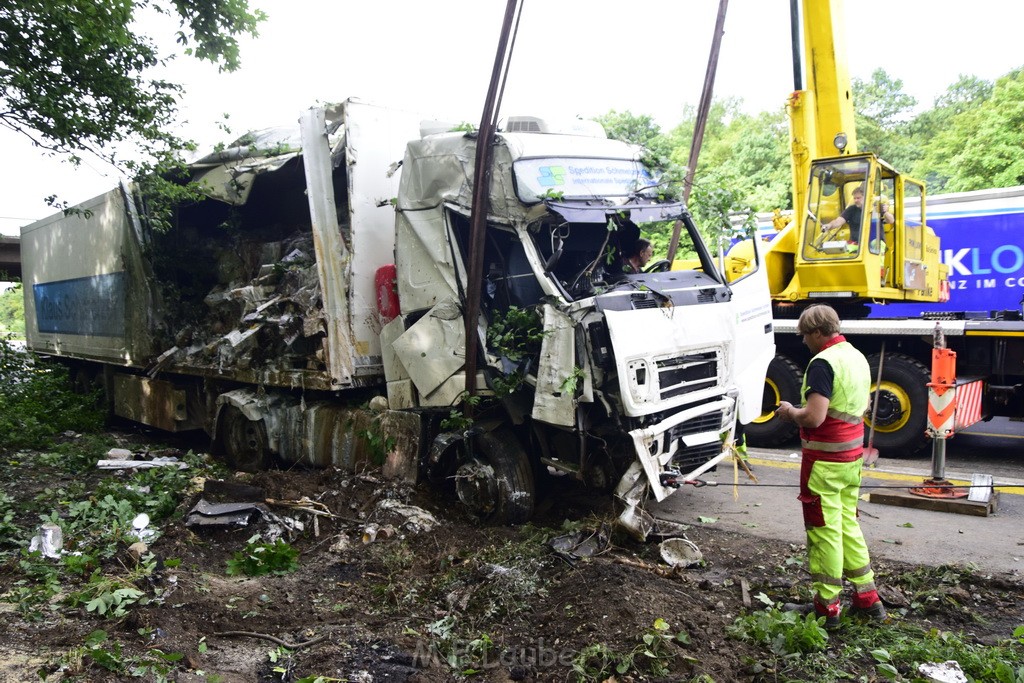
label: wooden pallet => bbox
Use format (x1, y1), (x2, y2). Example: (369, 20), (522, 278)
(868, 489), (999, 517)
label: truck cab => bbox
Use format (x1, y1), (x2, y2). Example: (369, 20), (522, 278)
(381, 118), (775, 534)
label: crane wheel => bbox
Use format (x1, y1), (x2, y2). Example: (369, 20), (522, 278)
(866, 352), (930, 457)
(745, 354), (802, 447)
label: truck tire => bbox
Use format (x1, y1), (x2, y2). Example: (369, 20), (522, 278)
(218, 406), (271, 472)
(744, 355), (803, 447)
(866, 352), (930, 457)
(455, 428), (535, 525)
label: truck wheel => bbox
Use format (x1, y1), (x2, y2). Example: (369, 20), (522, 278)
(744, 355), (802, 447)
(455, 428), (535, 524)
(866, 353), (930, 457)
(219, 406), (271, 472)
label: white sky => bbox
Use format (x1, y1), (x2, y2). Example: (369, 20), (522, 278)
(2, 0), (1022, 236)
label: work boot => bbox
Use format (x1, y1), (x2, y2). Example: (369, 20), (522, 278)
(850, 590), (888, 621)
(783, 598), (841, 630)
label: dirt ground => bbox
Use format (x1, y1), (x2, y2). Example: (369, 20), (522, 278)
(2, 431), (1023, 682)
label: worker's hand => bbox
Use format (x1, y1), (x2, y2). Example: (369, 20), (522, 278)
(776, 400), (794, 422)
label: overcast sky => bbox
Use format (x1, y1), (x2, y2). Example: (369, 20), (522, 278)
(2, 0), (1022, 236)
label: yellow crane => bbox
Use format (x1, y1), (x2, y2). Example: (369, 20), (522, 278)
(738, 0), (951, 454)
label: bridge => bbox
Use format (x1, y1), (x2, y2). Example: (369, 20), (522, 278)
(1, 236), (21, 281)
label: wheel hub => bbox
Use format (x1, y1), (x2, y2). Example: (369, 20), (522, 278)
(455, 458), (498, 515)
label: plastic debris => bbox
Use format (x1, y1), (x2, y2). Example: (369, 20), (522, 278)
(28, 523), (63, 558)
(548, 526), (610, 560)
(659, 538), (703, 568)
(97, 456), (187, 470)
(131, 513), (157, 542)
(329, 535), (352, 553)
(361, 523), (396, 544)
(375, 500), (438, 534)
(918, 661), (967, 683)
(106, 448), (134, 460)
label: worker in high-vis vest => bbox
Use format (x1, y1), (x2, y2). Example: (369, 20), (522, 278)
(775, 304), (887, 629)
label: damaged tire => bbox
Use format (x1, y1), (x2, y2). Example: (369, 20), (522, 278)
(218, 406), (271, 472)
(455, 428), (535, 525)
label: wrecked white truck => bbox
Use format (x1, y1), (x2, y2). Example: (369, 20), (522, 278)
(21, 99), (775, 533)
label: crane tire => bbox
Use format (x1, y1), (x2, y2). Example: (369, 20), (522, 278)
(866, 352), (930, 457)
(744, 354), (803, 447)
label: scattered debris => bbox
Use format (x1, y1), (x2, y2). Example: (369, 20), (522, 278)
(361, 523), (396, 544)
(96, 456), (188, 470)
(131, 513), (157, 542)
(106, 447), (134, 460)
(548, 526), (611, 560)
(127, 542), (149, 562)
(374, 499), (438, 534)
(28, 523), (63, 558)
(918, 660), (968, 683)
(212, 630), (330, 651)
(659, 538), (703, 568)
(186, 500), (261, 527)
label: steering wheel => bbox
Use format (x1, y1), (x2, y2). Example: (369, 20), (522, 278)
(644, 259), (672, 273)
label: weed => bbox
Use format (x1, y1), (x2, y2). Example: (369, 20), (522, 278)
(66, 556), (158, 618)
(65, 629), (185, 681)
(487, 306), (545, 363)
(360, 427), (396, 466)
(226, 535), (299, 576)
(0, 340), (105, 449)
(727, 607), (829, 655)
(573, 619), (691, 681)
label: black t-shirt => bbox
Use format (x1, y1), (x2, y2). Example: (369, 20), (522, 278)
(804, 358), (834, 401)
(841, 204), (863, 242)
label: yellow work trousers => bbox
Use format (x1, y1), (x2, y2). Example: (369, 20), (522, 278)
(799, 457), (876, 605)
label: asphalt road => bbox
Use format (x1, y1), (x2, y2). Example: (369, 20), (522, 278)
(652, 423), (1024, 578)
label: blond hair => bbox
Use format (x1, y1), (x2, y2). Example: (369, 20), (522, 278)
(798, 304), (841, 336)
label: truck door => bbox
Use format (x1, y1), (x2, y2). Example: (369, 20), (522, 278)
(899, 179), (927, 291)
(726, 236), (776, 425)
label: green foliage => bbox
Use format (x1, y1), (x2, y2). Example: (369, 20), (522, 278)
(0, 341), (105, 449)
(726, 607), (829, 655)
(573, 619), (692, 680)
(68, 567), (149, 618)
(0, 0), (265, 188)
(0, 286), (24, 338)
(226, 536), (299, 577)
(729, 603), (1024, 682)
(487, 306), (545, 362)
(360, 427), (396, 466)
(70, 629), (184, 681)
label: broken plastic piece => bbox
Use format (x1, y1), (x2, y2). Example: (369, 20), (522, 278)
(29, 523), (63, 558)
(917, 660), (967, 683)
(659, 538), (703, 568)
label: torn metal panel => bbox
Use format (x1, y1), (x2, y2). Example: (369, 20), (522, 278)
(113, 374), (203, 432)
(300, 106), (355, 387)
(185, 500), (261, 527)
(394, 209), (463, 312)
(391, 298), (466, 397)
(532, 304), (577, 427)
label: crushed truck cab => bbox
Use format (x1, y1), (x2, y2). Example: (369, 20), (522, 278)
(21, 100), (774, 536)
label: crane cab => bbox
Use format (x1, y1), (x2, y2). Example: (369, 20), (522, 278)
(772, 153), (946, 305)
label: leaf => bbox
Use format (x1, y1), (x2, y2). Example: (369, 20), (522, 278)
(754, 592), (774, 607)
(652, 618), (669, 631)
(899, 522), (914, 528)
(698, 516), (718, 524)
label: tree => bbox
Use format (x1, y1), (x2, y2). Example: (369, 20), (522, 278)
(915, 67), (1024, 192)
(0, 285), (25, 338)
(0, 0), (265, 204)
(852, 69), (918, 170)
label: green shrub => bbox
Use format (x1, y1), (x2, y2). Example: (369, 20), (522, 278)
(0, 340), (105, 449)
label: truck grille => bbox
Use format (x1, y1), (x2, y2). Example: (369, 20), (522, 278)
(666, 412), (722, 440)
(672, 442), (723, 473)
(657, 351), (719, 400)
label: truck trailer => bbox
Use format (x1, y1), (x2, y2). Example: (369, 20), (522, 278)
(21, 99), (775, 534)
